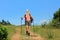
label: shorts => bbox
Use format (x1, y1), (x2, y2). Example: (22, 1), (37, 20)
(25, 21), (31, 26)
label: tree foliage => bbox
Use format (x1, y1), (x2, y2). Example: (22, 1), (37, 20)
(0, 20), (11, 25)
(53, 8), (60, 20)
(52, 8), (60, 28)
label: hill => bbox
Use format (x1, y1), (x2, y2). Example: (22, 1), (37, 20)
(1, 25), (60, 40)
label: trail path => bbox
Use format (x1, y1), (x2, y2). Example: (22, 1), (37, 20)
(11, 28), (22, 40)
(30, 31), (44, 40)
(11, 28), (44, 40)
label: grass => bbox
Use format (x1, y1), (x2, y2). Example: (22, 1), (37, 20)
(31, 26), (60, 40)
(1, 25), (60, 40)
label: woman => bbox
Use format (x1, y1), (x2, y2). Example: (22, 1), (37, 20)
(21, 9), (33, 36)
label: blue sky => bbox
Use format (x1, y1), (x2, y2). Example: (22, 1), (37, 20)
(0, 0), (60, 25)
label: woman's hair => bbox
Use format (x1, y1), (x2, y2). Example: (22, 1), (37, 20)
(26, 9), (30, 14)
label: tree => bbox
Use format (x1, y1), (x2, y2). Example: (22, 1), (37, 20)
(52, 8), (60, 28)
(0, 20), (11, 25)
(7, 21), (11, 25)
(1, 20), (7, 25)
(0, 21), (1, 24)
(53, 8), (60, 20)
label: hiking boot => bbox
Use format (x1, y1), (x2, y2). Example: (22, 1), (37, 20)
(26, 31), (30, 36)
(28, 32), (30, 36)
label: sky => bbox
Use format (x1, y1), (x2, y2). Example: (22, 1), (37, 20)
(0, 0), (60, 25)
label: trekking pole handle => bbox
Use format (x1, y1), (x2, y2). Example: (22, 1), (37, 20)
(21, 17), (23, 20)
(33, 20), (35, 33)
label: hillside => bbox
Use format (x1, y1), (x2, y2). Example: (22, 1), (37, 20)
(1, 25), (60, 40)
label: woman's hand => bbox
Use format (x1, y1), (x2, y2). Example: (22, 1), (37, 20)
(21, 17), (23, 20)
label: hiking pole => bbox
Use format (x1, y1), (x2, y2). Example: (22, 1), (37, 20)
(33, 20), (35, 33)
(21, 17), (23, 34)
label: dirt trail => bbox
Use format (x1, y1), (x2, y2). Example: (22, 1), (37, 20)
(30, 31), (44, 40)
(11, 28), (22, 40)
(11, 28), (44, 40)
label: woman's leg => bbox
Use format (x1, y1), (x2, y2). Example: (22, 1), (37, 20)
(28, 25), (30, 33)
(27, 21), (31, 36)
(26, 22), (30, 32)
(26, 21), (31, 36)
(26, 25), (28, 31)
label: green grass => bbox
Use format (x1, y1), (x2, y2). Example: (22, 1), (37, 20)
(30, 26), (60, 40)
(1, 25), (60, 40)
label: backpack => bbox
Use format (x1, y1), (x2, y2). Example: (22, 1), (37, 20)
(30, 16), (33, 23)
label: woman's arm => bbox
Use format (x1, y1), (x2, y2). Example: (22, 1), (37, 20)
(21, 14), (26, 19)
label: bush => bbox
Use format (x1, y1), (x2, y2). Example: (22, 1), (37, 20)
(52, 19), (60, 28)
(0, 25), (8, 40)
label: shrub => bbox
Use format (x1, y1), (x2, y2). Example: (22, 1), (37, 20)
(0, 25), (8, 40)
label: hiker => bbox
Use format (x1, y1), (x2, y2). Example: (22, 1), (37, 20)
(21, 9), (33, 36)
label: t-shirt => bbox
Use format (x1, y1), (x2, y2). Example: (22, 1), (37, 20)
(25, 14), (30, 21)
